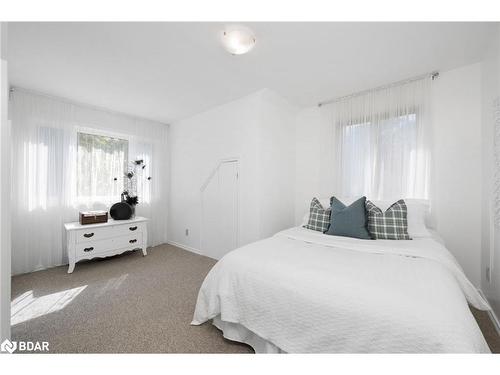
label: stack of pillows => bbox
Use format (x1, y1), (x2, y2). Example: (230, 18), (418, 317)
(304, 196), (413, 240)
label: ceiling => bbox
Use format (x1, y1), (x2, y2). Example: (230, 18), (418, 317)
(7, 22), (496, 123)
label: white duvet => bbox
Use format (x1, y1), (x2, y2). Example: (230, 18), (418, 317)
(192, 227), (491, 353)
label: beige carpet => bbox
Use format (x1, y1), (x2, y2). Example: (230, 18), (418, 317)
(11, 244), (253, 353)
(11, 244), (500, 353)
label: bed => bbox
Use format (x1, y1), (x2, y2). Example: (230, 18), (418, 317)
(192, 226), (491, 353)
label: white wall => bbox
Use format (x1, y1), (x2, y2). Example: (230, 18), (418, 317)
(0, 22), (11, 341)
(169, 91), (261, 252)
(294, 106), (334, 224)
(257, 90), (296, 238)
(481, 25), (500, 318)
(168, 89), (295, 256)
(431, 63), (483, 287)
(294, 63), (484, 287)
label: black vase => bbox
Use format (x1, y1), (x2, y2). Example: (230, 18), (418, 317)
(109, 202), (133, 220)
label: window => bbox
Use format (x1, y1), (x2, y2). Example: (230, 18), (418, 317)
(340, 113), (422, 200)
(331, 77), (430, 200)
(77, 132), (128, 204)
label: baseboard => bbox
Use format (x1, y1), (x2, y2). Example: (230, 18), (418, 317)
(166, 240), (205, 257)
(478, 289), (500, 335)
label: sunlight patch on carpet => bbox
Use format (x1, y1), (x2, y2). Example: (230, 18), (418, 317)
(11, 286), (87, 325)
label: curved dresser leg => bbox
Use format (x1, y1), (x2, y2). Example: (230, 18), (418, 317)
(67, 262), (75, 274)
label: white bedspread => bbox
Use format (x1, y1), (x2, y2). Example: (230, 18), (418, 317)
(192, 227), (491, 353)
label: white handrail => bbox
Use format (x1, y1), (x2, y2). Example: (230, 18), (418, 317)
(200, 157), (239, 193)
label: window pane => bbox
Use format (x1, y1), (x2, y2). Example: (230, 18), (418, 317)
(77, 132), (128, 203)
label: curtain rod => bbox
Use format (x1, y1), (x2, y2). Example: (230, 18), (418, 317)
(317, 71), (439, 107)
(9, 86), (170, 127)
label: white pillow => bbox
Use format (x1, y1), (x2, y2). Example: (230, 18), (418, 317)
(402, 199), (432, 238)
(301, 197), (431, 238)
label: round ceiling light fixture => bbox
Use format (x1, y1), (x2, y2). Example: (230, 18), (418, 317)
(221, 25), (256, 55)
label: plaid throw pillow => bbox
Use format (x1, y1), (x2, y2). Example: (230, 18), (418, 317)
(366, 199), (412, 240)
(303, 198), (331, 232)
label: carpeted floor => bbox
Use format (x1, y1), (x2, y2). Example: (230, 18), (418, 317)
(11, 244), (253, 353)
(11, 244), (500, 353)
(471, 307), (500, 353)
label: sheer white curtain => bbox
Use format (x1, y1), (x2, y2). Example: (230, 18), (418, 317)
(10, 89), (169, 275)
(326, 77), (431, 201)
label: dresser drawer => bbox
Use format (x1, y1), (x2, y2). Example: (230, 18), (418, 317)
(113, 232), (143, 249)
(75, 233), (143, 258)
(111, 222), (146, 238)
(76, 226), (116, 243)
(76, 222), (146, 243)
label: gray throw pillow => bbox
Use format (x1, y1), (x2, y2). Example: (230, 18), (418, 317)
(303, 197), (331, 232)
(366, 199), (412, 240)
(325, 196), (372, 239)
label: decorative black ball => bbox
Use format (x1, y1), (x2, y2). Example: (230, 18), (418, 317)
(109, 202), (133, 220)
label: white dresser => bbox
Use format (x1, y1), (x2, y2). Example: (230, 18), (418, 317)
(64, 217), (148, 273)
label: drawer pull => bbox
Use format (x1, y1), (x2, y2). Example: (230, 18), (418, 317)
(129, 239), (137, 244)
(83, 247), (94, 252)
(129, 226), (138, 231)
(83, 232), (94, 238)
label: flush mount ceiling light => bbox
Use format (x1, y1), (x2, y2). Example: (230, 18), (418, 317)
(221, 25), (256, 55)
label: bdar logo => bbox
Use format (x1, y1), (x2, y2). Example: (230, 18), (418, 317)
(1, 339), (17, 354)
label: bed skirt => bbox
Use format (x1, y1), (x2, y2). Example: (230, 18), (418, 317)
(212, 316), (285, 354)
